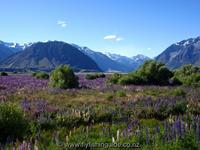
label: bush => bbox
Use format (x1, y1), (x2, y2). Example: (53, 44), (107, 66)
(118, 73), (147, 85)
(174, 65), (200, 87)
(0, 72), (8, 76)
(85, 73), (105, 80)
(49, 65), (79, 89)
(35, 72), (49, 79)
(184, 74), (200, 87)
(169, 76), (182, 85)
(111, 61), (173, 86)
(135, 60), (173, 85)
(0, 103), (28, 142)
(117, 60), (173, 85)
(107, 73), (123, 84)
(32, 72), (37, 77)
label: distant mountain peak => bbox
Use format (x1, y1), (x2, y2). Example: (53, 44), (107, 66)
(175, 36), (200, 46)
(156, 36), (200, 69)
(0, 41), (101, 72)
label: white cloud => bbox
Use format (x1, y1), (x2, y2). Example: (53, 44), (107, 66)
(116, 37), (124, 41)
(57, 20), (67, 28)
(104, 35), (124, 41)
(104, 35), (117, 40)
(147, 48), (152, 50)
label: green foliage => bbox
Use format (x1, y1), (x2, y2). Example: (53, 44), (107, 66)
(169, 76), (182, 85)
(175, 64), (200, 76)
(31, 72), (37, 77)
(0, 103), (28, 142)
(135, 60), (173, 85)
(110, 61), (173, 86)
(107, 73), (123, 84)
(118, 73), (147, 85)
(85, 73), (105, 80)
(171, 88), (186, 97)
(171, 100), (187, 115)
(34, 72), (49, 79)
(49, 65), (79, 89)
(0, 72), (8, 76)
(138, 100), (187, 120)
(105, 92), (114, 100)
(174, 64), (200, 87)
(115, 90), (126, 97)
(177, 131), (199, 150)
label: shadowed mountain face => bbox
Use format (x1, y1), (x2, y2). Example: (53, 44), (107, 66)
(0, 41), (101, 72)
(72, 44), (150, 72)
(72, 45), (133, 72)
(0, 41), (23, 61)
(0, 40), (150, 72)
(156, 37), (200, 69)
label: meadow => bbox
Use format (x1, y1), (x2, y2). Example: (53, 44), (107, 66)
(0, 70), (200, 150)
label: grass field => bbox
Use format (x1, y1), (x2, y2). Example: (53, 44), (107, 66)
(0, 74), (200, 149)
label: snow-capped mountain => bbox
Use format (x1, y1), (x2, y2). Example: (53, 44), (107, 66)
(72, 44), (150, 72)
(0, 41), (34, 61)
(71, 44), (132, 72)
(132, 54), (151, 64)
(0, 41), (101, 72)
(156, 36), (200, 69)
(0, 40), (150, 72)
(0, 41), (23, 52)
(105, 52), (150, 68)
(0, 41), (33, 51)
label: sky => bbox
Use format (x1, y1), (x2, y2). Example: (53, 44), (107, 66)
(1, 0), (200, 58)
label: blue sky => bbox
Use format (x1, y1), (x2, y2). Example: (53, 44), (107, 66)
(1, 0), (200, 57)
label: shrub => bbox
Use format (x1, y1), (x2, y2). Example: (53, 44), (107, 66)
(85, 73), (105, 80)
(32, 72), (37, 77)
(115, 60), (173, 86)
(169, 76), (182, 85)
(49, 65), (79, 89)
(35, 72), (49, 79)
(0, 103), (28, 142)
(184, 74), (200, 87)
(107, 73), (123, 84)
(0, 72), (8, 76)
(174, 65), (200, 87)
(135, 60), (173, 85)
(118, 73), (147, 85)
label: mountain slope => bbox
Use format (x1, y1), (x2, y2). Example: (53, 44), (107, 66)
(0, 41), (23, 61)
(105, 53), (150, 69)
(72, 45), (136, 72)
(0, 41), (101, 71)
(156, 36), (200, 69)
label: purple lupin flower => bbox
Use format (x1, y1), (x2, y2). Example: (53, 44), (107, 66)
(21, 98), (30, 111)
(171, 124), (176, 141)
(176, 118), (182, 138)
(196, 121), (200, 142)
(146, 128), (149, 145)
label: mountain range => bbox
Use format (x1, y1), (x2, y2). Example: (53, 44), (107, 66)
(0, 41), (102, 72)
(1, 36), (200, 72)
(0, 41), (150, 72)
(156, 36), (200, 69)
